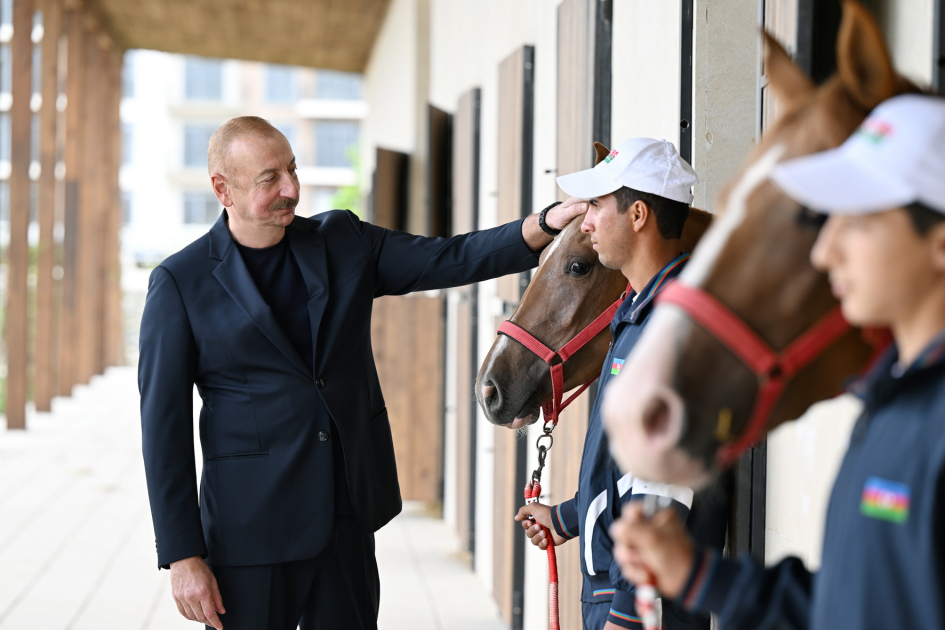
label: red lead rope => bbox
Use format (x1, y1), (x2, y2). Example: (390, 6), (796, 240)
(525, 480), (559, 630)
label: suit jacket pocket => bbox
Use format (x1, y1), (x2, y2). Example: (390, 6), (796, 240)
(207, 451), (270, 462)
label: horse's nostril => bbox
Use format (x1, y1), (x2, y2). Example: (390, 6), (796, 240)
(642, 395), (671, 438)
(481, 381), (496, 402)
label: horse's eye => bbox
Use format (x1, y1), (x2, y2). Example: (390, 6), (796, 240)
(796, 205), (827, 229)
(567, 261), (590, 275)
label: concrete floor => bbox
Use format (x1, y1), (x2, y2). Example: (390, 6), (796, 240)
(0, 367), (507, 630)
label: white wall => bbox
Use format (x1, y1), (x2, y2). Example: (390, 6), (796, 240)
(611, 1), (682, 149)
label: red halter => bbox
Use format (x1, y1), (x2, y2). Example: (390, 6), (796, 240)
(498, 284), (630, 427)
(656, 280), (853, 468)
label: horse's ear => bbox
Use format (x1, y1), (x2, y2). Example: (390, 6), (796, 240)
(764, 31), (815, 110)
(594, 142), (610, 165)
(836, 0), (896, 109)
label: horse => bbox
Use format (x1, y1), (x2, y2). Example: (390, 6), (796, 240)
(475, 140), (713, 429)
(601, 0), (919, 489)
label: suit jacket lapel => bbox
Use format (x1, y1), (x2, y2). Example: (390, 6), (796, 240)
(209, 213), (313, 377)
(287, 218), (329, 368)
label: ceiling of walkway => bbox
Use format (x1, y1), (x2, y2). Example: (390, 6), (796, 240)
(89, 0), (391, 72)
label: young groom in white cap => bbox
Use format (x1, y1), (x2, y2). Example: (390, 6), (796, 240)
(611, 94), (945, 630)
(514, 138), (730, 630)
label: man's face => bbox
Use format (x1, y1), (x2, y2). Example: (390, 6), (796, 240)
(810, 208), (940, 327)
(224, 133), (300, 229)
(580, 193), (633, 270)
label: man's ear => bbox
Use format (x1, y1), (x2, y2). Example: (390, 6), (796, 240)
(211, 174), (233, 208)
(928, 221), (945, 273)
(631, 200), (650, 233)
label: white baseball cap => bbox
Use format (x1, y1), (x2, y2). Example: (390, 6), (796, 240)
(556, 137), (699, 204)
(771, 94), (945, 214)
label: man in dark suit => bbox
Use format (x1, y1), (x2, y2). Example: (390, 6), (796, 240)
(138, 116), (583, 630)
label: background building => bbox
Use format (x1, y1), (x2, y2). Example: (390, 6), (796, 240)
(119, 51), (365, 265)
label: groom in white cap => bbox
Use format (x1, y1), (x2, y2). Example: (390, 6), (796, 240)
(610, 95), (945, 630)
(514, 138), (730, 630)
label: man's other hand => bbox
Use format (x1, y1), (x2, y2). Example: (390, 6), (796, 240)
(170, 556), (226, 629)
(514, 502), (567, 550)
(610, 502), (695, 598)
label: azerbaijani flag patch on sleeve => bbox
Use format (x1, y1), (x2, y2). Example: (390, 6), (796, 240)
(610, 358), (625, 376)
(860, 476), (910, 524)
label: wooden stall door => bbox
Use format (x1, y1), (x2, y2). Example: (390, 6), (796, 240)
(450, 88), (481, 555)
(551, 0), (611, 626)
(493, 46), (534, 630)
(370, 146), (444, 502)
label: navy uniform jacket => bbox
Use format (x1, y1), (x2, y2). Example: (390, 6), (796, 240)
(139, 209), (539, 569)
(676, 331), (945, 630)
(550, 254), (729, 628)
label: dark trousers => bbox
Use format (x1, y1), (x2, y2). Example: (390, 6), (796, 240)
(207, 513), (380, 630)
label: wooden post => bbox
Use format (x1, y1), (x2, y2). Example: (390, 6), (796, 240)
(58, 6), (82, 396)
(6, 0), (36, 429)
(102, 47), (122, 368)
(34, 0), (62, 411)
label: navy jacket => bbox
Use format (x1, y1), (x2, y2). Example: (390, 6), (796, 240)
(139, 210), (539, 568)
(677, 331), (945, 630)
(550, 254), (729, 627)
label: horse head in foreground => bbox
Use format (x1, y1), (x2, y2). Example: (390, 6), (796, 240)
(476, 141), (713, 429)
(603, 0), (917, 488)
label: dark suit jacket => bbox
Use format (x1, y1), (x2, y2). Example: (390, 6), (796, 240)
(139, 209), (538, 568)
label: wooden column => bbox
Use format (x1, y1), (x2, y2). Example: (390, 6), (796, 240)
(101, 47), (122, 369)
(74, 20), (102, 384)
(6, 0), (36, 428)
(58, 6), (83, 396)
(34, 0), (62, 411)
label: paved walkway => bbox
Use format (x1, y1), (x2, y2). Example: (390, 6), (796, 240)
(0, 367), (506, 630)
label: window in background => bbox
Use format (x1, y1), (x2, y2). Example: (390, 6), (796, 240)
(316, 70), (362, 100)
(31, 40), (40, 96)
(30, 113), (38, 162)
(122, 52), (135, 99)
(183, 191), (221, 224)
(314, 121), (358, 167)
(183, 124), (216, 168)
(122, 123), (133, 166)
(121, 191), (132, 225)
(266, 65), (297, 103)
(1, 44), (11, 95)
(312, 187), (338, 215)
(184, 57), (223, 100)
(272, 122), (297, 153)
(0, 112), (11, 162)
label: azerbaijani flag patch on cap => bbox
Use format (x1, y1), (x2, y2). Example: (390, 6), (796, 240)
(856, 119), (893, 144)
(604, 149), (619, 164)
(860, 476), (910, 524)
(610, 358), (625, 375)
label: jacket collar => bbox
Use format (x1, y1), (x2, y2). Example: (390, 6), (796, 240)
(849, 327), (945, 403)
(208, 210), (329, 376)
(614, 253), (691, 327)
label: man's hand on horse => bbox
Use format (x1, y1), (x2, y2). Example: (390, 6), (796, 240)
(609, 502), (694, 599)
(170, 556), (226, 629)
(514, 502), (567, 549)
(521, 196), (588, 251)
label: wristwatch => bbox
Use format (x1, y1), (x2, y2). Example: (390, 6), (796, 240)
(539, 201), (563, 236)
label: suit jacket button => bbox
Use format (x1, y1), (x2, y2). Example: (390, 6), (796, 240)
(316, 378), (325, 389)
(318, 431), (329, 442)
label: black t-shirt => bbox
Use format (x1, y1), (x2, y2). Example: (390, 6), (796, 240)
(235, 232), (352, 514)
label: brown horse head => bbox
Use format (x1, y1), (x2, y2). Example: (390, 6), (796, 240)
(477, 143), (712, 428)
(602, 0), (918, 488)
